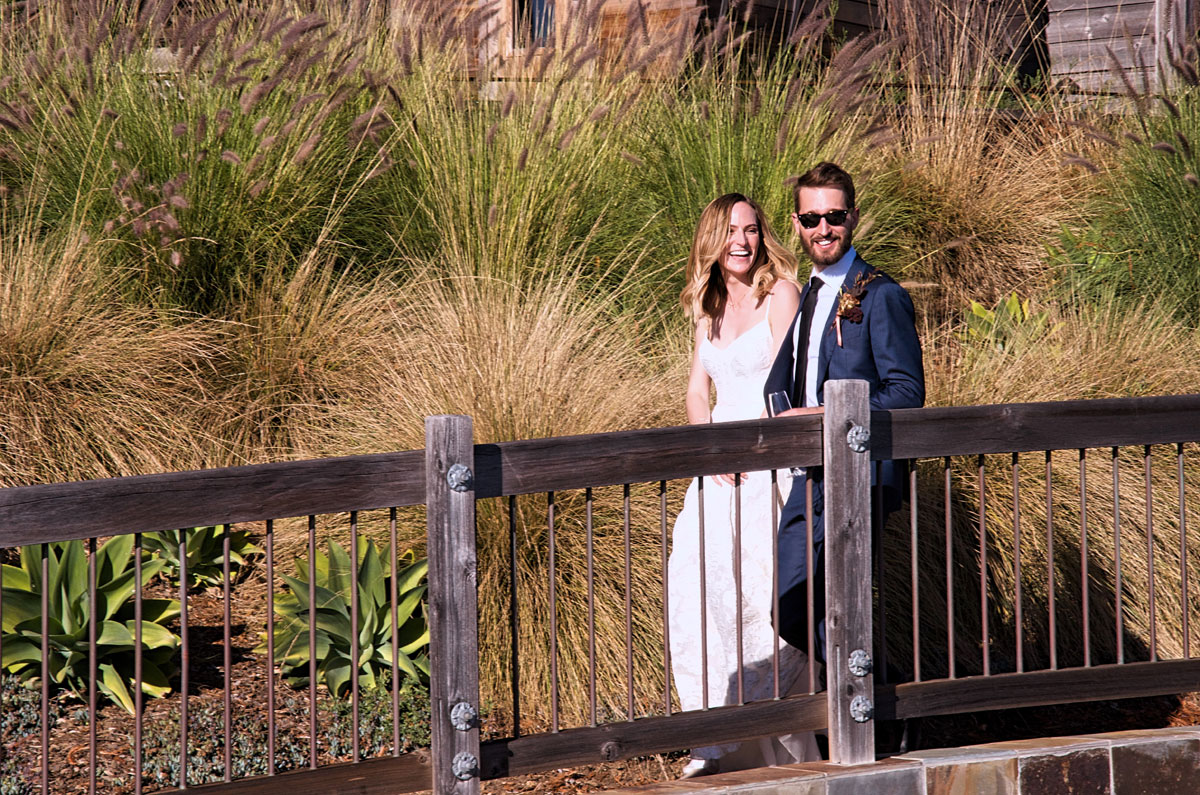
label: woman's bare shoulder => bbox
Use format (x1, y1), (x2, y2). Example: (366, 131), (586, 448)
(769, 280), (800, 311)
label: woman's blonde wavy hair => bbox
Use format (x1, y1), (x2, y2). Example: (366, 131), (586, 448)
(679, 193), (799, 322)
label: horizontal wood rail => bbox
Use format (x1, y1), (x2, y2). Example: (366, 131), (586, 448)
(877, 659), (1200, 721)
(480, 691), (826, 779)
(473, 414), (823, 497)
(0, 450), (427, 545)
(878, 393), (1200, 461)
(3, 393), (1197, 546)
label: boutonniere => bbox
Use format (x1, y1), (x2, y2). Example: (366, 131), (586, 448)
(833, 271), (879, 346)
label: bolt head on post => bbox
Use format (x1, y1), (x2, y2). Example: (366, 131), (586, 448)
(850, 695), (874, 723)
(450, 701), (478, 731)
(848, 648), (872, 677)
(446, 463), (474, 492)
(451, 751), (479, 780)
(846, 424), (870, 453)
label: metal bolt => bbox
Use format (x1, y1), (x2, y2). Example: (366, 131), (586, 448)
(452, 751), (479, 780)
(850, 695), (874, 723)
(600, 741), (621, 762)
(846, 424), (870, 453)
(446, 463), (473, 492)
(450, 701), (477, 731)
(848, 649), (872, 677)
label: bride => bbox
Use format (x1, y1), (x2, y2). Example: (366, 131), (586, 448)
(668, 193), (820, 777)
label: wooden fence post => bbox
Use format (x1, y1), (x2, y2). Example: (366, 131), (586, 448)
(822, 380), (875, 765)
(427, 415), (481, 795)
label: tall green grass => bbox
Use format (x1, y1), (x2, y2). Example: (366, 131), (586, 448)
(1058, 51), (1200, 322)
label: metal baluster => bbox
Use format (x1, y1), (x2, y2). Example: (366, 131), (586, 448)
(945, 458), (955, 679)
(910, 461), (920, 682)
(134, 532), (144, 794)
(223, 524), (233, 780)
(351, 511), (361, 761)
(179, 532), (189, 788)
(625, 483), (635, 720)
(771, 469), (781, 698)
(1046, 452), (1057, 670)
(1080, 449), (1091, 667)
(308, 515), (318, 767)
(88, 537), (97, 795)
(734, 473), (744, 704)
(805, 477), (815, 692)
(389, 508), (399, 753)
(1113, 447), (1124, 664)
(266, 520), (276, 773)
(1180, 444), (1190, 658)
(41, 543), (48, 795)
(979, 456), (989, 676)
(659, 481), (671, 716)
(1145, 447), (1156, 661)
(587, 490), (597, 727)
(1012, 453), (1023, 673)
(510, 495), (523, 736)
(548, 492), (559, 732)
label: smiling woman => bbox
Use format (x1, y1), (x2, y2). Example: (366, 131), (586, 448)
(668, 193), (817, 778)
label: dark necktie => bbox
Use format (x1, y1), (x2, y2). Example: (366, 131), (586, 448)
(792, 277), (822, 408)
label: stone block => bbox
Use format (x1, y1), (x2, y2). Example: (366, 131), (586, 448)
(1019, 748), (1111, 795)
(1111, 737), (1200, 795)
(926, 758), (1018, 795)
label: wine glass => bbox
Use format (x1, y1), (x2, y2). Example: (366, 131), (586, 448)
(767, 391), (791, 417)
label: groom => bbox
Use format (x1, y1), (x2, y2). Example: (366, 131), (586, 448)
(763, 162), (925, 662)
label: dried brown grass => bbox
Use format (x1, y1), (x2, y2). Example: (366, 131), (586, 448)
(0, 221), (225, 486)
(325, 253), (686, 723)
(880, 296), (1200, 675)
(861, 0), (1092, 317)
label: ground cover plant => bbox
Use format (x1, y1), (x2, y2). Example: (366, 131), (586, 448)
(1, 0), (1200, 789)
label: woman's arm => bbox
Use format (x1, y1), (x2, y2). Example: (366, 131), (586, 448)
(685, 321), (712, 424)
(767, 280), (800, 353)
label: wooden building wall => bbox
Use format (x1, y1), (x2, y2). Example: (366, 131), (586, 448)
(1048, 0), (1197, 93)
(466, 1), (1196, 92)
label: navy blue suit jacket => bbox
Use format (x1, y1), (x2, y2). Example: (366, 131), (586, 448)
(764, 255), (925, 527)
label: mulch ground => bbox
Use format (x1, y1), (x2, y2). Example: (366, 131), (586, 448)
(4, 584), (1198, 793)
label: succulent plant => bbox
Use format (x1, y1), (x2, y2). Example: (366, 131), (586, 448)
(0, 537), (180, 714)
(142, 525), (261, 588)
(260, 540), (429, 697)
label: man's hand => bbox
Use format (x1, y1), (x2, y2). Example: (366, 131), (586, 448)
(773, 406), (824, 418)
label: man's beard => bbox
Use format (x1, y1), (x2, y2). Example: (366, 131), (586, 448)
(802, 233), (851, 267)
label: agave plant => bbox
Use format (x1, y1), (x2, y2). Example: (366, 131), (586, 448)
(142, 525), (261, 588)
(261, 540), (429, 697)
(0, 537), (180, 714)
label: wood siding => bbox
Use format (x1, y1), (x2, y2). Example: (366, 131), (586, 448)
(1048, 0), (1197, 93)
(1048, 1), (1157, 92)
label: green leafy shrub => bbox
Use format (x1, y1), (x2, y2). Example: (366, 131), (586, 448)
(0, 537), (180, 713)
(1059, 54), (1200, 321)
(259, 540), (429, 697)
(962, 292), (1051, 353)
(142, 526), (261, 588)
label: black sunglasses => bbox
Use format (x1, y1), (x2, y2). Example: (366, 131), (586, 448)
(794, 210), (850, 229)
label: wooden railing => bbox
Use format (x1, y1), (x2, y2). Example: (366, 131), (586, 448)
(2, 384), (1200, 793)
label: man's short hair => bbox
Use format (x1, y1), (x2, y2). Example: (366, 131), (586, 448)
(793, 162), (856, 212)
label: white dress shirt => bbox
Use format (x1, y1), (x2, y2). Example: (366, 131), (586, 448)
(793, 246), (857, 408)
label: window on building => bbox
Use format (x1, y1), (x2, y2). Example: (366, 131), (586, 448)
(515, 0), (555, 48)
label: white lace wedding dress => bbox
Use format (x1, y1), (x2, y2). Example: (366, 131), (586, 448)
(667, 311), (819, 768)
